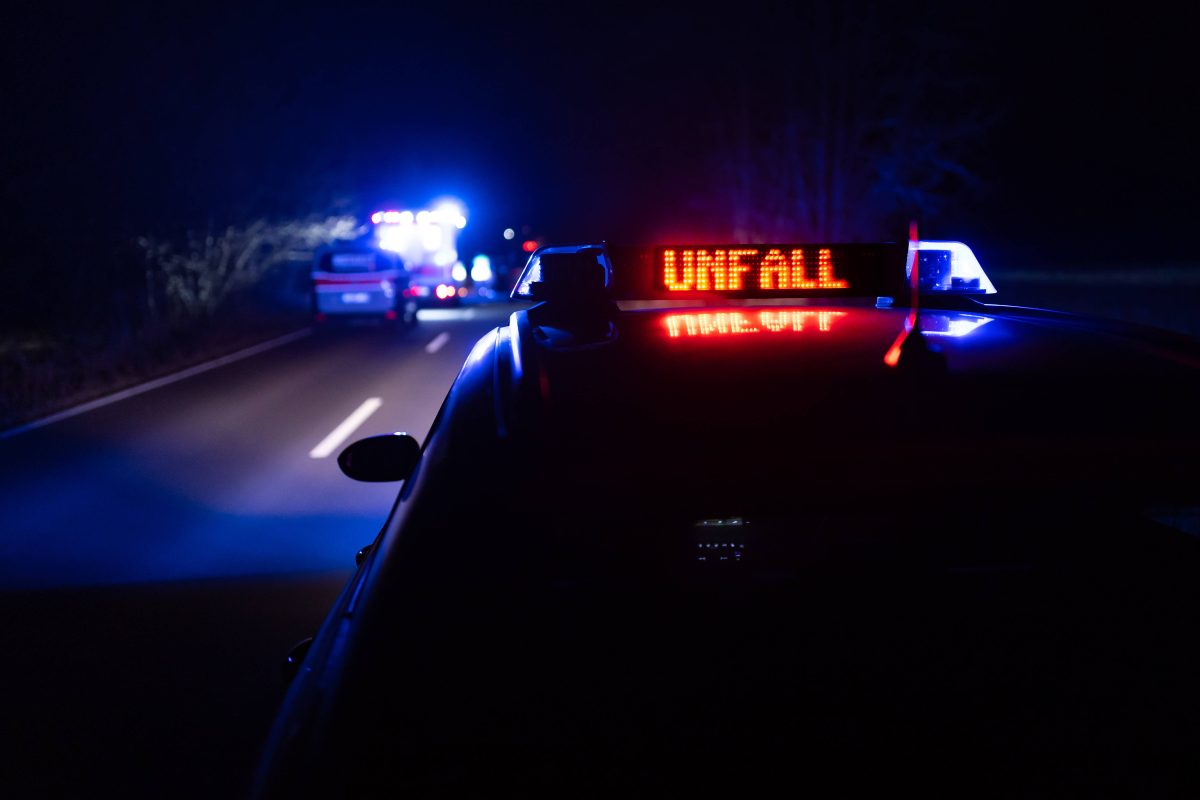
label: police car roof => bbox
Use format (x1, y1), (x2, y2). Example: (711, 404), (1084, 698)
(459, 299), (1200, 511)
(509, 302), (1197, 426)
(254, 291), (1200, 800)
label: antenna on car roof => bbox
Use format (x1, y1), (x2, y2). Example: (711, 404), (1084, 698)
(883, 221), (943, 372)
(907, 220), (921, 312)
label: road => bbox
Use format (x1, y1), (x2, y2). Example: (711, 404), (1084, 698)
(0, 305), (512, 798)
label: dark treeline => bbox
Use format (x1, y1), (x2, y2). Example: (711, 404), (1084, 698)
(2, 1), (1197, 350)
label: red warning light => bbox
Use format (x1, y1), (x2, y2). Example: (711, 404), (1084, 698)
(522, 239), (539, 253)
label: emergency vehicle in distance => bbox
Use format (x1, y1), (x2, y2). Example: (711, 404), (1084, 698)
(260, 235), (1200, 797)
(371, 201), (494, 305)
(310, 246), (417, 327)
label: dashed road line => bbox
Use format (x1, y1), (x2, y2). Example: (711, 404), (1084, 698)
(309, 397), (383, 459)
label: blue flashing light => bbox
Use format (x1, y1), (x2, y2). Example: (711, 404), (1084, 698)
(377, 227), (406, 253)
(471, 254), (493, 282)
(908, 241), (996, 295)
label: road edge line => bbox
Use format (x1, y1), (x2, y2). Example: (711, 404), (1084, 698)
(0, 327), (313, 441)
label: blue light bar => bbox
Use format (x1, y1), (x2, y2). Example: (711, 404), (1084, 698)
(910, 241), (996, 295)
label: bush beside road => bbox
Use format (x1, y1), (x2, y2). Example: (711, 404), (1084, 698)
(0, 216), (361, 432)
(0, 308), (309, 432)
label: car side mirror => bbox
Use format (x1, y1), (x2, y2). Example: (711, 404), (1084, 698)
(337, 432), (420, 482)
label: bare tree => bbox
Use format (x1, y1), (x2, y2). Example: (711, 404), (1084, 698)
(138, 215), (361, 324)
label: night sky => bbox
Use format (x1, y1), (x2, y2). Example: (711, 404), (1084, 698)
(3, 1), (1197, 269)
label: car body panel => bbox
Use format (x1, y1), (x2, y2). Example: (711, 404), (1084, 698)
(255, 297), (1200, 797)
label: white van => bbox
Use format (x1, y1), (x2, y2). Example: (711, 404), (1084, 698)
(311, 248), (417, 326)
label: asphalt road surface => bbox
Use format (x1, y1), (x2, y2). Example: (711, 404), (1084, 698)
(0, 304), (513, 798)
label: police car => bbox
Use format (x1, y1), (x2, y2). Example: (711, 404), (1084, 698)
(257, 237), (1200, 796)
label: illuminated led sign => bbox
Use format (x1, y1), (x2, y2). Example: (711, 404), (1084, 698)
(658, 246), (851, 293)
(664, 310), (847, 338)
(648, 244), (907, 297)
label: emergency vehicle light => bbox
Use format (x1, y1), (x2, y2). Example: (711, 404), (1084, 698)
(911, 241), (996, 295)
(471, 254), (493, 282)
(371, 206), (466, 229)
(372, 210), (411, 225)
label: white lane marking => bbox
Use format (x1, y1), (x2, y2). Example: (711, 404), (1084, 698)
(0, 328), (313, 441)
(424, 332), (451, 354)
(309, 398), (383, 459)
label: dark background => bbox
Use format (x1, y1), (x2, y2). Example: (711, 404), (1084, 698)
(3, 1), (1196, 279)
(2, 4), (1197, 797)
